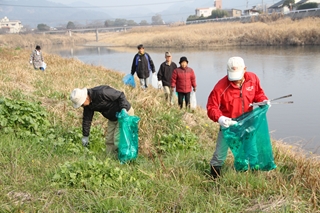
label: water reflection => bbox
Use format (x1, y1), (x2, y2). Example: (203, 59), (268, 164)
(48, 45), (320, 155)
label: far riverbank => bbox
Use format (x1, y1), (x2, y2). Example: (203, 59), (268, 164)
(1, 17), (319, 50)
(97, 17), (320, 48)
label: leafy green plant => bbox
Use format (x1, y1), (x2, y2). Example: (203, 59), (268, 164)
(157, 130), (199, 153)
(0, 97), (50, 138)
(152, 111), (199, 153)
(156, 111), (183, 130)
(54, 125), (106, 154)
(52, 156), (139, 189)
(0, 97), (106, 154)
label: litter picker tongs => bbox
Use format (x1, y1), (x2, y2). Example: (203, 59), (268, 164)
(249, 94), (293, 107)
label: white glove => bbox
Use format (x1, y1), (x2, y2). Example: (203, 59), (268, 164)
(262, 100), (271, 108)
(158, 81), (163, 89)
(29, 60), (32, 64)
(218, 116), (238, 129)
(81, 136), (89, 147)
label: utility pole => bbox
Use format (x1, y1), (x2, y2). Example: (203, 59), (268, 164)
(262, 0), (264, 13)
(246, 0), (248, 9)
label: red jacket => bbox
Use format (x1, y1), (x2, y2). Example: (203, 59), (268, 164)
(171, 66), (196, 93)
(207, 72), (268, 122)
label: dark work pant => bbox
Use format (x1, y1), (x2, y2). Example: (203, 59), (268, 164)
(177, 92), (191, 109)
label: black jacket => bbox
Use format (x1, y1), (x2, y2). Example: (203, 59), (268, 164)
(131, 52), (155, 79)
(82, 85), (131, 136)
(157, 61), (177, 87)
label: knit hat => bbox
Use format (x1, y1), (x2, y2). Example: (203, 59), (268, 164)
(179, 56), (188, 64)
(70, 88), (87, 108)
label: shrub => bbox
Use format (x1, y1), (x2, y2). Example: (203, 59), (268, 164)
(297, 2), (319, 10)
(187, 15), (199, 21)
(209, 9), (229, 18)
(0, 97), (51, 138)
(66, 21), (76, 29)
(37, 23), (50, 31)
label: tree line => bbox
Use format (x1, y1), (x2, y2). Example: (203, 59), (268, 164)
(36, 14), (165, 31)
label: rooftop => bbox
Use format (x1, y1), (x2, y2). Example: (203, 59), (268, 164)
(268, 0), (286, 8)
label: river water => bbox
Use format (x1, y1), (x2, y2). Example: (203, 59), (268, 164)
(48, 45), (320, 155)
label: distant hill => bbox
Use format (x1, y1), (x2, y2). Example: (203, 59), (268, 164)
(0, 0), (216, 28)
(0, 0), (112, 28)
(64, 0), (215, 24)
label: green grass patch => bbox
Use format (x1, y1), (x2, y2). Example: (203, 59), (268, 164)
(0, 48), (319, 212)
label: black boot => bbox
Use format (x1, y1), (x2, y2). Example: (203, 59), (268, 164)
(210, 166), (221, 179)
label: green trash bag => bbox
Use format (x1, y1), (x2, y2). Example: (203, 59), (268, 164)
(116, 109), (140, 164)
(222, 105), (277, 171)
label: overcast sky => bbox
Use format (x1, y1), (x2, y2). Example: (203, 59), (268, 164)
(48, 0), (279, 11)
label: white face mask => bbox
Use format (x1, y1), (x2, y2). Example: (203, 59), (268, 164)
(36, 50), (40, 55)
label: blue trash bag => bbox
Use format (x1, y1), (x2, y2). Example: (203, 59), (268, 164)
(116, 109), (140, 163)
(122, 74), (136, 88)
(222, 105), (277, 171)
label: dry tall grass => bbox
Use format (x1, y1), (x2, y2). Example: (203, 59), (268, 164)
(0, 48), (319, 210)
(99, 17), (320, 47)
(0, 33), (87, 49)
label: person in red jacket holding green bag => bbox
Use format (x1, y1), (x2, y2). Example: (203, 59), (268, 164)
(207, 56), (270, 178)
(171, 56), (197, 109)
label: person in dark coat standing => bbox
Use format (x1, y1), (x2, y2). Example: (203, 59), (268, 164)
(157, 51), (177, 105)
(171, 56), (197, 109)
(70, 85), (134, 154)
(131, 44), (156, 89)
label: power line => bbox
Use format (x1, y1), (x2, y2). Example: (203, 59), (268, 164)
(0, 0), (192, 9)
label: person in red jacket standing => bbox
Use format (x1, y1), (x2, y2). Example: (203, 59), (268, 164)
(206, 57), (270, 178)
(171, 56), (197, 109)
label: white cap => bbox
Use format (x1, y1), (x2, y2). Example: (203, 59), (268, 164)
(227, 57), (245, 81)
(70, 88), (87, 108)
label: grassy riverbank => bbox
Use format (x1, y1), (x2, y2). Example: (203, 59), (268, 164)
(0, 48), (319, 212)
(98, 17), (320, 47)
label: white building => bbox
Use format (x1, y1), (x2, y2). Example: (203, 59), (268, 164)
(195, 7), (216, 17)
(268, 0), (291, 13)
(0, 17), (23, 33)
